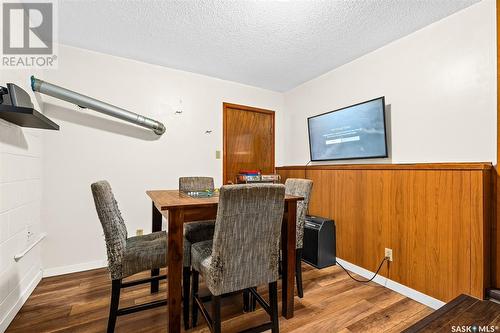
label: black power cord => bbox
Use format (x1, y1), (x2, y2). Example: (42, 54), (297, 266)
(336, 257), (388, 283)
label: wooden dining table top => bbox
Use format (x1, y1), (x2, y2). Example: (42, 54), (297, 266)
(147, 189), (304, 211)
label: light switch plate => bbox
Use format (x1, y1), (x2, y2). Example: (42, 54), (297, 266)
(216, 150), (221, 159)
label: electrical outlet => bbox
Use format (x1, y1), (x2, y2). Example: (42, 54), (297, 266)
(136, 229), (143, 236)
(384, 248), (393, 262)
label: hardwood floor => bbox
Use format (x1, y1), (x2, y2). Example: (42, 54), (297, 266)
(6, 264), (433, 332)
(403, 294), (500, 332)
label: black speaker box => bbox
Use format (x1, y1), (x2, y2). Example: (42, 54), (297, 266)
(302, 215), (336, 269)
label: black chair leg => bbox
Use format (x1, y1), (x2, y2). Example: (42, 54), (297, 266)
(244, 287), (257, 312)
(108, 279), (121, 333)
(269, 281), (279, 333)
(243, 289), (250, 312)
(191, 270), (199, 327)
(250, 287), (257, 311)
(212, 295), (222, 333)
(183, 267), (191, 330)
(151, 268), (159, 293)
(296, 248), (304, 298)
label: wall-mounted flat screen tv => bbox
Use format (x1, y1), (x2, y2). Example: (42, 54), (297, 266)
(308, 97), (388, 161)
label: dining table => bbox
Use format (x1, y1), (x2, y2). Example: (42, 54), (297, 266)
(146, 189), (303, 333)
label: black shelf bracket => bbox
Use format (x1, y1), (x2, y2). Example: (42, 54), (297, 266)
(0, 104), (59, 130)
(0, 83), (59, 130)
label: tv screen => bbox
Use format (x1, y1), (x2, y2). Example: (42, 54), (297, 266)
(308, 97), (388, 161)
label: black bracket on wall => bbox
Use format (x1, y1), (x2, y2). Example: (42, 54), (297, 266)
(0, 83), (59, 130)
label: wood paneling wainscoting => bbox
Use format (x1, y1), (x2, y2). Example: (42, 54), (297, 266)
(277, 163), (492, 302)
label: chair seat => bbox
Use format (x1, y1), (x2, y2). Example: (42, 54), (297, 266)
(191, 239), (213, 277)
(184, 220), (216, 243)
(127, 231), (166, 244)
(183, 220), (215, 267)
(122, 231), (167, 279)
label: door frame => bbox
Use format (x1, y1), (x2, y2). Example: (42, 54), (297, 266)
(222, 102), (275, 184)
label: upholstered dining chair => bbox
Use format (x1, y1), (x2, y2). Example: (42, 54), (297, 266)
(91, 181), (168, 333)
(284, 178), (313, 298)
(191, 184), (285, 333)
(179, 176), (216, 329)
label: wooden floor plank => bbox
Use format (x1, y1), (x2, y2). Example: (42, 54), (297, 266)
(434, 300), (500, 333)
(346, 298), (427, 332)
(385, 308), (434, 333)
(404, 294), (500, 333)
(6, 264), (431, 332)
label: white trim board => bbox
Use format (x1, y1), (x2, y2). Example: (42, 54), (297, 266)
(336, 258), (445, 309)
(43, 259), (107, 278)
(0, 269), (42, 333)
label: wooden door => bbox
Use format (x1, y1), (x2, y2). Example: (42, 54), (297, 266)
(223, 103), (275, 184)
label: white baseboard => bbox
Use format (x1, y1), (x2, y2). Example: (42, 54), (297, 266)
(0, 269), (43, 333)
(43, 259), (107, 278)
(336, 258), (445, 309)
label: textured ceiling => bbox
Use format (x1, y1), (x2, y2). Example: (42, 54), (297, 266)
(58, 0), (479, 92)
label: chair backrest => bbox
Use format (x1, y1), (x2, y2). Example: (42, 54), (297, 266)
(285, 178), (313, 249)
(91, 180), (128, 280)
(207, 184), (285, 296)
(179, 177), (215, 192)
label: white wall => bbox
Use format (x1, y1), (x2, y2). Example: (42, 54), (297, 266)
(40, 45), (285, 273)
(283, 0), (497, 166)
(0, 70), (45, 331)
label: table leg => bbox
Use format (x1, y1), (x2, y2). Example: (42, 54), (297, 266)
(168, 208), (184, 333)
(151, 202), (162, 293)
(281, 200), (297, 319)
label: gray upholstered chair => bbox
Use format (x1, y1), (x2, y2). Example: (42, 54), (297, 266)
(91, 181), (167, 333)
(191, 184), (285, 333)
(179, 176), (216, 329)
(285, 178), (313, 298)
